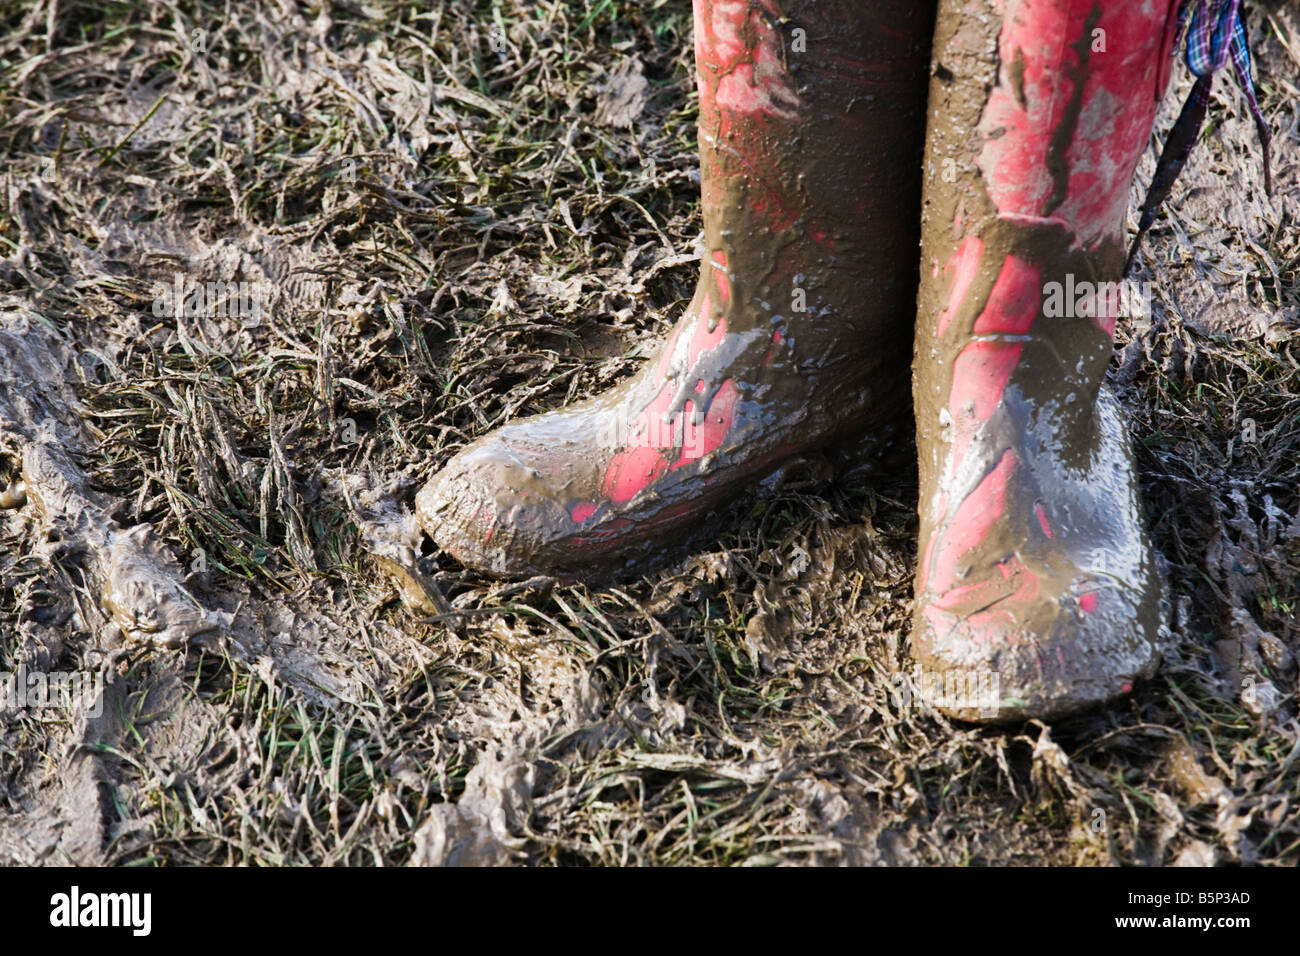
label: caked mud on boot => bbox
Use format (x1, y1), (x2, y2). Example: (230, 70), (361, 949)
(417, 0), (936, 578)
(909, 0), (1182, 722)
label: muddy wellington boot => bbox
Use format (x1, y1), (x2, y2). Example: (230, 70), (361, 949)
(418, 0), (935, 577)
(909, 0), (1184, 721)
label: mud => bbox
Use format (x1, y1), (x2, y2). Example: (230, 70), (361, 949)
(0, 659), (239, 865)
(331, 472), (453, 617)
(0, 315), (227, 647)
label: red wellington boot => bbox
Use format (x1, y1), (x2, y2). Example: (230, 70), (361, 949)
(418, 0), (935, 577)
(910, 0), (1183, 720)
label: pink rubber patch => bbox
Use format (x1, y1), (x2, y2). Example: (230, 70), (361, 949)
(924, 603), (1013, 646)
(466, 501), (496, 546)
(695, 0), (801, 123)
(973, 254), (1040, 335)
(1034, 501), (1052, 538)
(936, 236), (983, 339)
(1092, 296), (1118, 337)
(688, 289), (726, 365)
(600, 365), (739, 502)
(947, 340), (1022, 477)
(928, 448), (1018, 594)
(604, 446), (668, 503)
(977, 0), (1175, 248)
(672, 379), (739, 470)
(932, 576), (1004, 611)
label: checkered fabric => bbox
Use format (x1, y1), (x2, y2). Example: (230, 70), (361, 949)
(1127, 0), (1273, 270)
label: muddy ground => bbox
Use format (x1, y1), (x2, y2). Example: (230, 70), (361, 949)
(0, 0), (1297, 866)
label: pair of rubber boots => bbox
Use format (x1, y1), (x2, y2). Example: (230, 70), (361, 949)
(418, 0), (1182, 722)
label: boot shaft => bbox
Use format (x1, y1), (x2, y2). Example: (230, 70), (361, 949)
(692, 0), (935, 350)
(907, 0), (1177, 720)
(915, 0), (1181, 482)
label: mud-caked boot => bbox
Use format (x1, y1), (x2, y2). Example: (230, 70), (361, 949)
(417, 0), (936, 577)
(909, 0), (1184, 721)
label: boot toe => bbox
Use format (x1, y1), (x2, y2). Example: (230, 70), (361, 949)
(915, 574), (1161, 723)
(416, 430), (582, 577)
